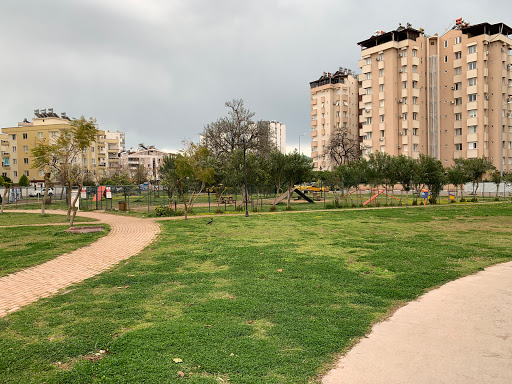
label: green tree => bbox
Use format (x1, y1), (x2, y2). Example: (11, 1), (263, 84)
(447, 158), (470, 201)
(18, 174), (30, 187)
(394, 155), (416, 205)
(417, 154), (446, 204)
(490, 171), (502, 199)
(463, 157), (495, 196)
(282, 151), (313, 209)
(133, 164), (149, 185)
(174, 143), (215, 220)
(159, 154), (178, 208)
(268, 150), (287, 200)
(0, 176), (13, 214)
(31, 116), (99, 224)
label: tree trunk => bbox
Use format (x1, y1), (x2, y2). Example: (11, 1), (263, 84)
(287, 182), (292, 208)
(178, 180), (188, 220)
(1, 187), (9, 214)
(66, 184), (73, 220)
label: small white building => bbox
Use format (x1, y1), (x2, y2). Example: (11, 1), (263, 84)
(119, 145), (170, 181)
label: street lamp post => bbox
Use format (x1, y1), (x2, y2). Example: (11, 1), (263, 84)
(241, 134), (249, 217)
(298, 132), (307, 155)
(500, 98), (512, 177)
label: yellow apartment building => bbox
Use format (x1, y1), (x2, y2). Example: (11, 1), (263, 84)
(357, 20), (512, 171)
(310, 68), (359, 170)
(1, 109), (125, 184)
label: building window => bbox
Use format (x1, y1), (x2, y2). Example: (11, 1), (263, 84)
(403, 112), (408, 120)
(403, 97), (408, 104)
(412, 49), (417, 57)
(13, 159), (17, 165)
(23, 145), (28, 152)
(468, 77), (477, 86)
(468, 94), (477, 102)
(403, 81), (407, 89)
(454, 51), (462, 60)
(412, 65), (418, 73)
(455, 128), (462, 136)
(379, 84), (384, 92)
(23, 158), (29, 164)
(412, 81), (418, 88)
(413, 144), (418, 151)
(92, 158), (96, 164)
(365, 72), (371, 80)
(379, 68), (384, 77)
(401, 50), (407, 57)
(22, 133), (28, 139)
(455, 143), (462, 150)
(38, 132), (43, 138)
(455, 66), (462, 75)
(468, 45), (477, 54)
(91, 146), (95, 152)
(468, 61), (477, 70)
(412, 96), (417, 104)
(468, 125), (478, 134)
(24, 171), (29, 176)
(401, 65), (407, 73)
(379, 53), (383, 61)
(379, 99), (384, 107)
(444, 40), (448, 48)
(39, 170), (45, 177)
(444, 56), (448, 63)
(365, 117), (372, 125)
(454, 82), (462, 90)
(365, 57), (371, 65)
(455, 113), (462, 120)
(455, 97), (462, 105)
(469, 109), (477, 118)
(13, 171), (17, 177)
(413, 128), (418, 135)
(413, 112), (418, 120)
(380, 130), (385, 137)
(455, 36), (461, 44)
(468, 142), (477, 149)
(380, 115), (385, 122)
(12, 146), (16, 152)
(11, 134), (16, 140)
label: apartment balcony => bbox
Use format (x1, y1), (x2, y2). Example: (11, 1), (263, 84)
(311, 120), (317, 127)
(401, 104), (408, 113)
(2, 164), (9, 169)
(320, 118), (325, 125)
(361, 79), (372, 89)
(454, 135), (463, 144)
(359, 87), (366, 96)
(411, 73), (420, 82)
(311, 141), (318, 147)
(467, 149), (478, 158)
(400, 72), (407, 82)
(321, 107), (325, 114)
(108, 158), (119, 162)
(412, 135), (420, 144)
(467, 52), (477, 62)
(467, 133), (478, 142)
(454, 119), (462, 128)
(412, 120), (420, 129)
(362, 94), (372, 103)
(1, 140), (9, 145)
(311, 130), (317, 138)
(454, 150), (463, 159)
(467, 117), (478, 126)
(378, 76), (384, 85)
(411, 104), (420, 113)
(453, 58), (462, 68)
(402, 119), (408, 129)
(411, 57), (420, 66)
(311, 99), (317, 106)
(453, 74), (462, 83)
(321, 96), (325, 103)
(379, 92), (385, 100)
(412, 88), (420, 98)
(466, 85), (477, 94)
(401, 89), (408, 98)
(378, 60), (384, 70)
(401, 135), (409, 145)
(98, 163), (106, 167)
(467, 101), (477, 110)
(400, 57), (407, 66)
(361, 64), (371, 74)
(311, 151), (318, 158)
(1, 151), (9, 157)
(311, 109), (317, 116)
(108, 148), (119, 153)
(466, 69), (477, 79)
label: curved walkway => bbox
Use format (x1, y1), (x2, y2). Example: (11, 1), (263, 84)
(0, 210), (160, 317)
(322, 260), (512, 384)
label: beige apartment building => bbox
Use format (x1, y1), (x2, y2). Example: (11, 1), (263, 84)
(1, 109), (125, 183)
(310, 68), (359, 170)
(357, 21), (512, 171)
(269, 120), (286, 154)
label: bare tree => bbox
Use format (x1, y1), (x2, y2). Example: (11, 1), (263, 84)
(326, 128), (361, 166)
(201, 99), (276, 159)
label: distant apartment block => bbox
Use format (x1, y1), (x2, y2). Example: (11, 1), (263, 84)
(270, 120), (286, 153)
(310, 68), (359, 170)
(357, 20), (512, 172)
(0, 109), (125, 183)
(119, 145), (169, 181)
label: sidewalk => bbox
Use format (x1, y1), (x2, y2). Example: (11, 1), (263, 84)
(0, 210), (160, 317)
(322, 261), (512, 384)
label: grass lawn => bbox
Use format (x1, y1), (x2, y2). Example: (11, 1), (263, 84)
(0, 212), (97, 226)
(1, 204), (512, 383)
(0, 224), (109, 277)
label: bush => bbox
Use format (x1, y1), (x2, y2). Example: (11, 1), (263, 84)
(215, 208), (224, 214)
(269, 205), (277, 212)
(154, 206), (184, 217)
(325, 202), (336, 209)
(470, 197), (478, 202)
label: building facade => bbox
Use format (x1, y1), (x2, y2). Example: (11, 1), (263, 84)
(269, 120), (286, 154)
(310, 68), (360, 170)
(0, 109), (124, 183)
(119, 146), (169, 181)
(357, 21), (512, 171)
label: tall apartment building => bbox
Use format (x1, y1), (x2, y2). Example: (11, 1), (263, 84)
(357, 21), (512, 171)
(269, 120), (286, 154)
(0, 109), (125, 183)
(310, 68), (359, 170)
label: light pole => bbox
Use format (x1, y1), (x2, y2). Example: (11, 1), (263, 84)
(500, 97), (512, 177)
(240, 134), (249, 217)
(298, 132), (307, 155)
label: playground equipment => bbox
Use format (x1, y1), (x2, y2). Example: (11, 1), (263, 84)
(93, 186), (106, 201)
(363, 189), (400, 206)
(273, 188), (315, 205)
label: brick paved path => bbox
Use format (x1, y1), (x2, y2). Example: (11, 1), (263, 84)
(0, 211), (160, 317)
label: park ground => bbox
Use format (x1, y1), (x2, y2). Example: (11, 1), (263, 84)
(0, 202), (511, 383)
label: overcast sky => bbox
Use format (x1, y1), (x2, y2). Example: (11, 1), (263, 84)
(0, 0), (509, 155)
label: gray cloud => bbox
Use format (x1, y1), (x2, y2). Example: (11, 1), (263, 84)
(1, 0), (509, 153)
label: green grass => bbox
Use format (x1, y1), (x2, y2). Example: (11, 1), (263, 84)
(0, 212), (97, 226)
(1, 204), (512, 383)
(0, 224), (110, 277)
